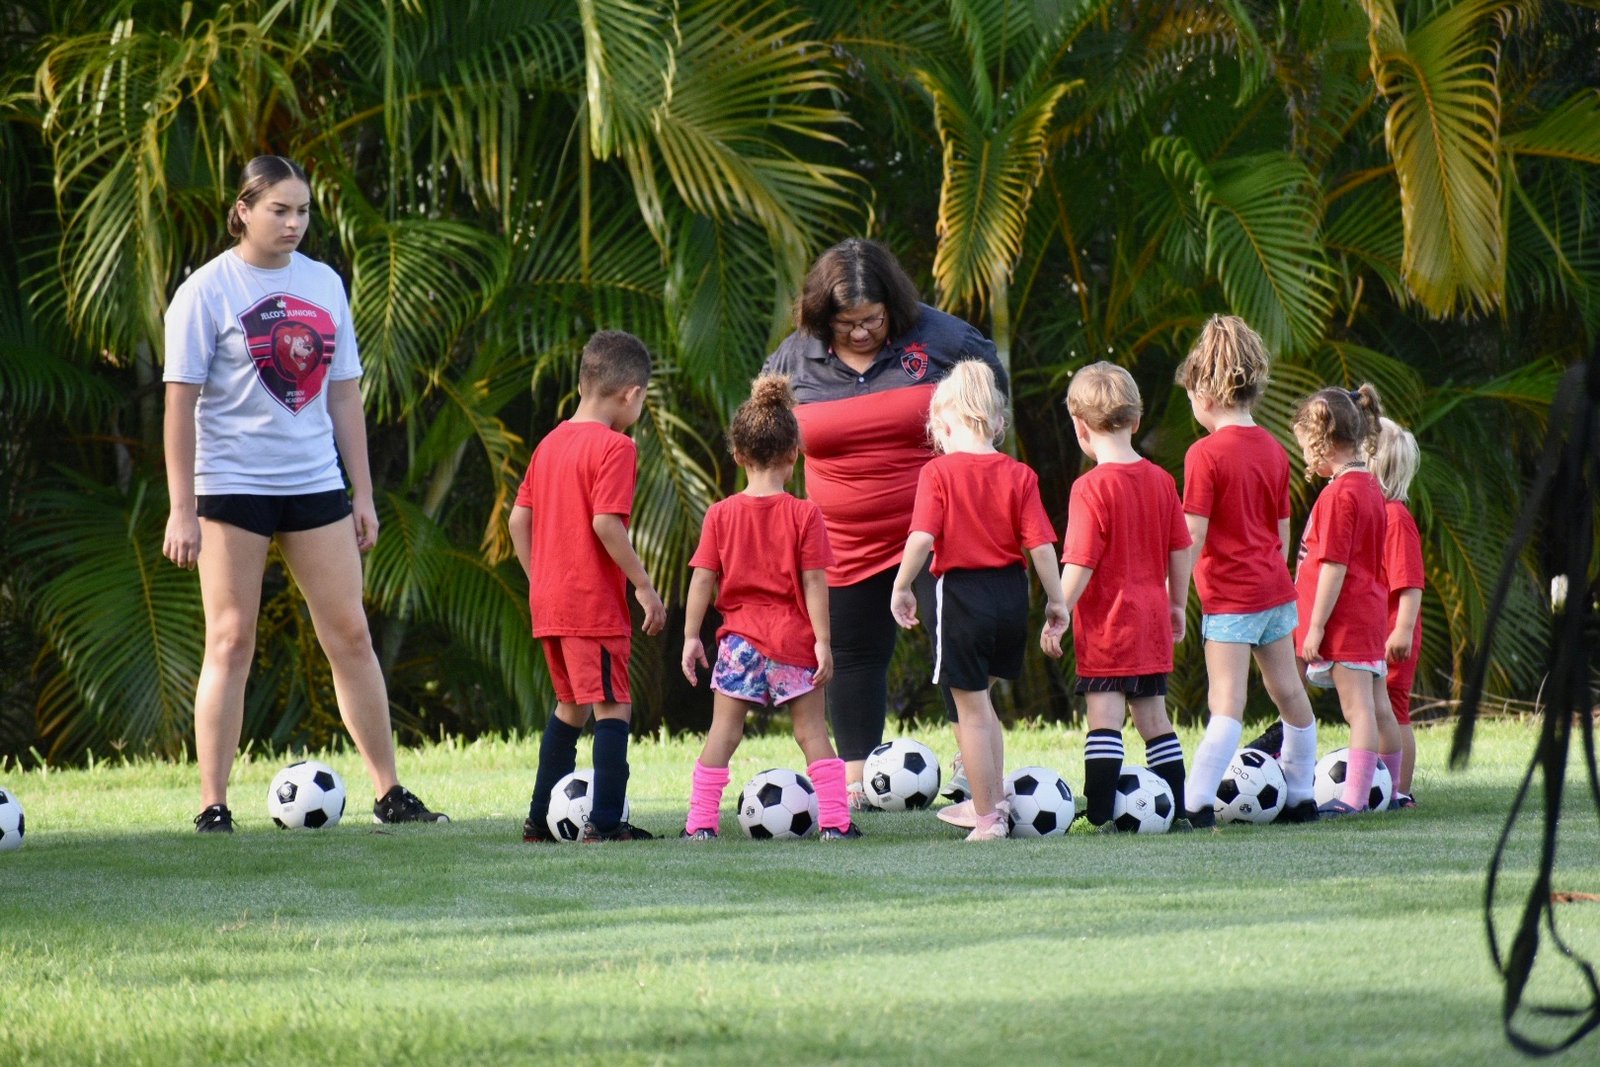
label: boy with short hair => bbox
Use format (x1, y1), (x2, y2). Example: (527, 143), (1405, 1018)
(1047, 362), (1193, 830)
(510, 330), (666, 842)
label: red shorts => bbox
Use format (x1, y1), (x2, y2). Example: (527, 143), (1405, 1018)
(540, 635), (632, 706)
(1387, 661), (1417, 725)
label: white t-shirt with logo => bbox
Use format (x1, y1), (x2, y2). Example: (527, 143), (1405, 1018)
(163, 249), (362, 495)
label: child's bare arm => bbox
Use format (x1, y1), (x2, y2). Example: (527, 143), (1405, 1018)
(1302, 561), (1347, 661)
(1028, 543), (1069, 658)
(889, 531), (935, 628)
(1387, 587), (1423, 663)
(592, 513), (666, 635)
(509, 505), (533, 578)
(801, 569), (833, 688)
(1278, 517), (1292, 564)
(1185, 513), (1209, 562)
(681, 567), (716, 683)
(1167, 547), (1193, 644)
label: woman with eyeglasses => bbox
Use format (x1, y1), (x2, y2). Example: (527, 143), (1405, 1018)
(761, 238), (1007, 809)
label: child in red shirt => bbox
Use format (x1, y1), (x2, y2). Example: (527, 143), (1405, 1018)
(1373, 417), (1424, 807)
(510, 331), (666, 842)
(1049, 362), (1193, 831)
(1174, 316), (1320, 826)
(1291, 384), (1403, 815)
(680, 375), (856, 840)
(890, 361), (1067, 841)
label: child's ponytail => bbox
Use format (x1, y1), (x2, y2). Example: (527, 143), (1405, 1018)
(1292, 382), (1385, 481)
(1175, 314), (1271, 408)
(728, 373), (802, 468)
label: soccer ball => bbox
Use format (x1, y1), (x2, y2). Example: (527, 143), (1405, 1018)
(1214, 748), (1287, 825)
(737, 769), (818, 839)
(0, 787), (24, 852)
(862, 738), (941, 810)
(545, 769), (631, 842)
(267, 760), (347, 829)
(1003, 766), (1076, 838)
(1111, 766), (1175, 833)
(1314, 748), (1393, 812)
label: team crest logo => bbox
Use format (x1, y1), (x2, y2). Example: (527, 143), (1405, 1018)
(239, 293), (335, 414)
(900, 341), (930, 381)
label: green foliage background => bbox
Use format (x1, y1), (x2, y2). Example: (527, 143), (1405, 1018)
(2, 0), (1597, 763)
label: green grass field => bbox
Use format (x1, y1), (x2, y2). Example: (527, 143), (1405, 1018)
(1, 719), (1597, 1066)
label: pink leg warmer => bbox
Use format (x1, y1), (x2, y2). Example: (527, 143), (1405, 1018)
(808, 757), (850, 833)
(687, 760), (730, 834)
(1342, 748), (1378, 810)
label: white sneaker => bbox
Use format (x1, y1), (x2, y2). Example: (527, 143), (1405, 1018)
(936, 799), (977, 828)
(964, 801), (1011, 841)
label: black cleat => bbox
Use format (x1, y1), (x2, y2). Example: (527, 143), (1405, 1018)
(522, 816), (556, 842)
(373, 785), (450, 824)
(1242, 721), (1284, 759)
(680, 827), (718, 840)
(581, 820), (655, 842)
(194, 804), (234, 833)
(1181, 806), (1217, 830)
(818, 824), (862, 840)
(1276, 799), (1320, 824)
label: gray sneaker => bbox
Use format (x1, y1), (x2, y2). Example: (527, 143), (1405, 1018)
(943, 755), (971, 802)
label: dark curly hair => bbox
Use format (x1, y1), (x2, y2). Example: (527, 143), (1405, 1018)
(728, 374), (801, 469)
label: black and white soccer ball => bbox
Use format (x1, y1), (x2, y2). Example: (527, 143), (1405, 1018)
(862, 738), (941, 810)
(737, 768), (818, 839)
(1003, 766), (1075, 838)
(545, 769), (631, 842)
(1111, 766), (1175, 833)
(268, 760), (347, 829)
(0, 787), (24, 852)
(1314, 748), (1392, 812)
(1214, 748), (1287, 825)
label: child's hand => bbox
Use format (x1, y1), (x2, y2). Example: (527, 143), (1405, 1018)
(1385, 627), (1412, 664)
(889, 587), (918, 629)
(681, 636), (708, 685)
(1170, 603), (1186, 644)
(1040, 599), (1068, 659)
(638, 586), (666, 636)
(811, 642), (834, 688)
(1300, 625), (1324, 662)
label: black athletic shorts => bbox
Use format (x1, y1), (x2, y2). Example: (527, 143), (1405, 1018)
(930, 566), (1029, 691)
(196, 489), (352, 538)
(1074, 672), (1169, 698)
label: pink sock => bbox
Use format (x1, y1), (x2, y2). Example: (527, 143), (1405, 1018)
(1342, 748), (1378, 810)
(687, 760), (730, 833)
(808, 757), (850, 833)
(1380, 751), (1402, 797)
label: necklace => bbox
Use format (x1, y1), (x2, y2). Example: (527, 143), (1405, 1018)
(235, 248), (294, 305)
(1333, 459), (1367, 478)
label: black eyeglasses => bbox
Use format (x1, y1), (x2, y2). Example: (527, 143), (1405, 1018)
(831, 313), (886, 336)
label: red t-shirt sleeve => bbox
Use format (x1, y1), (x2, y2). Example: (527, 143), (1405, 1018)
(1319, 481), (1359, 566)
(1061, 482), (1103, 569)
(688, 507), (722, 574)
(908, 462), (945, 538)
(1167, 484), (1192, 551)
(1384, 505), (1425, 592)
(592, 437), (638, 517)
(1182, 445), (1214, 517)
(1018, 468), (1057, 550)
(799, 502), (836, 570)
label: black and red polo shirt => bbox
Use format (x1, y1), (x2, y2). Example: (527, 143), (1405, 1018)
(761, 303), (1006, 586)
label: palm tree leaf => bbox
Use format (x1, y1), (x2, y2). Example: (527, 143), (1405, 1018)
(1502, 89), (1600, 166)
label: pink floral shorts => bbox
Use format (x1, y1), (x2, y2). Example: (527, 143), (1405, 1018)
(711, 634), (816, 706)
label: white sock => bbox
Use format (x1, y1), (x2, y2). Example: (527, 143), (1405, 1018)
(1280, 720), (1318, 804)
(1184, 717), (1242, 812)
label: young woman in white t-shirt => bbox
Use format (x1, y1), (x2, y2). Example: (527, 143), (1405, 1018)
(162, 155), (446, 831)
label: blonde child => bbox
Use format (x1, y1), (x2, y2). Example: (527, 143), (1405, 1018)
(1174, 316), (1320, 826)
(1291, 385), (1404, 815)
(680, 375), (857, 840)
(889, 361), (1068, 841)
(1372, 417), (1423, 807)
(1047, 362), (1193, 831)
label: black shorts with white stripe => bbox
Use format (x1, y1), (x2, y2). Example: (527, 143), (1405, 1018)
(931, 565), (1028, 691)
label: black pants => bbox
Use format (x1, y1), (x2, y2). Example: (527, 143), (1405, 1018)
(826, 563), (955, 761)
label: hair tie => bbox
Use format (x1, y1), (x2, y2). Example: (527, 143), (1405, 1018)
(1347, 389), (1361, 402)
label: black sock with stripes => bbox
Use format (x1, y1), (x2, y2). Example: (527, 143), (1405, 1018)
(1084, 728), (1125, 826)
(1143, 731), (1187, 817)
(528, 714), (582, 827)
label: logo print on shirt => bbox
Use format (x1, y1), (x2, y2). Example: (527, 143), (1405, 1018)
(900, 341), (930, 381)
(239, 294), (335, 414)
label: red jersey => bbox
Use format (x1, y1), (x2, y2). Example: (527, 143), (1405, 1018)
(1293, 471), (1387, 660)
(1182, 425), (1297, 614)
(515, 420), (637, 638)
(1382, 500), (1425, 683)
(909, 452), (1056, 576)
(1061, 460), (1191, 676)
(791, 384), (936, 585)
(689, 492), (835, 667)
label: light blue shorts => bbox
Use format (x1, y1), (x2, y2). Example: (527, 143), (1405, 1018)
(710, 634), (816, 707)
(1200, 602), (1298, 647)
(1305, 658), (1388, 689)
